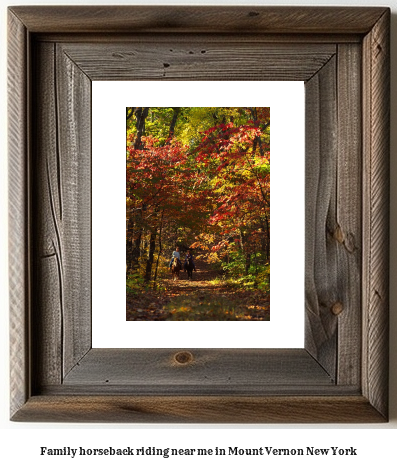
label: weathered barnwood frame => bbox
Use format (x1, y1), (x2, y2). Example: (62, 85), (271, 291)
(8, 6), (390, 422)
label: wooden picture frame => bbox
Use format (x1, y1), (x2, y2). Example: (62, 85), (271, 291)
(8, 6), (390, 423)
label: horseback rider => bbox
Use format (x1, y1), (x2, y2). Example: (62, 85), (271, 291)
(169, 246), (181, 270)
(184, 249), (196, 271)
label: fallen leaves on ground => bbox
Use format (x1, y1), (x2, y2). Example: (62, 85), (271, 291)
(126, 259), (269, 321)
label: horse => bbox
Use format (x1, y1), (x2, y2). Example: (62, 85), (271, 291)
(185, 258), (194, 280)
(171, 257), (181, 281)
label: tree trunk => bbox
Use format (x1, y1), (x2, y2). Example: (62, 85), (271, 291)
(240, 229), (251, 276)
(134, 107), (149, 150)
(126, 217), (133, 276)
(245, 252), (251, 276)
(131, 230), (142, 272)
(153, 211), (164, 282)
(128, 208), (143, 273)
(263, 211), (270, 262)
(167, 107), (180, 142)
(144, 231), (157, 282)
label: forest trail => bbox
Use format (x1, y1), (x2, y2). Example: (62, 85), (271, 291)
(163, 257), (222, 294)
(126, 257), (270, 321)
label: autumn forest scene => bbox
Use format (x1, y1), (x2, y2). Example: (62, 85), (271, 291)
(126, 107), (270, 321)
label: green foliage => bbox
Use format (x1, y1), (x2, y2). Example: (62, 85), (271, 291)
(256, 263), (270, 293)
(221, 250), (246, 277)
(176, 107), (248, 149)
(221, 250), (270, 292)
(126, 273), (146, 295)
(145, 108), (177, 146)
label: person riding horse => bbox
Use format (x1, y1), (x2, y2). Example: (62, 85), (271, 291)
(169, 246), (182, 271)
(184, 250), (196, 272)
(184, 249), (196, 280)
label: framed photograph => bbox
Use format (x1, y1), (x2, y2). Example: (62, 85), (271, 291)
(8, 6), (390, 423)
(124, 103), (272, 323)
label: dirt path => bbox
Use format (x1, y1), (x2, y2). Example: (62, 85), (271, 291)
(163, 258), (224, 295)
(126, 258), (270, 321)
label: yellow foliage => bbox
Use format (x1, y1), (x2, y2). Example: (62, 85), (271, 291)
(207, 252), (220, 264)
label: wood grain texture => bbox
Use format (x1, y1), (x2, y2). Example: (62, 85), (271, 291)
(304, 57), (338, 378)
(32, 42), (62, 387)
(62, 349), (334, 390)
(11, 396), (386, 424)
(8, 6), (390, 423)
(59, 42), (335, 82)
(362, 10), (390, 419)
(9, 6), (387, 34)
(31, 42), (92, 387)
(335, 44), (362, 386)
(55, 45), (91, 377)
(8, 10), (29, 419)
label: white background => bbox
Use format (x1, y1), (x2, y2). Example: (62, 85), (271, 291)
(1, 0), (397, 469)
(92, 81), (305, 348)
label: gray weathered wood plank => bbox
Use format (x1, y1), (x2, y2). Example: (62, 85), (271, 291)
(9, 6), (387, 34)
(11, 396), (386, 423)
(32, 42), (63, 387)
(8, 9), (30, 419)
(304, 56), (338, 379)
(335, 43), (362, 386)
(31, 42), (92, 386)
(63, 348), (333, 387)
(362, 9), (390, 419)
(56, 46), (91, 377)
(59, 42), (336, 82)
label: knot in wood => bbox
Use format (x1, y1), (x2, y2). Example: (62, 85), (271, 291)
(331, 302), (344, 316)
(174, 351), (193, 365)
(333, 225), (344, 244)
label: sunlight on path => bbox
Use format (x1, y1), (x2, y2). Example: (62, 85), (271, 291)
(163, 258), (221, 296)
(126, 258), (269, 321)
